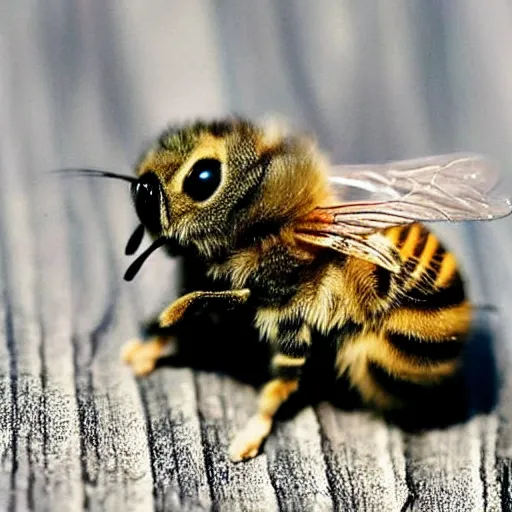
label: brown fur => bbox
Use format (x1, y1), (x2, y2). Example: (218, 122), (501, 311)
(122, 118), (473, 461)
(159, 289), (251, 327)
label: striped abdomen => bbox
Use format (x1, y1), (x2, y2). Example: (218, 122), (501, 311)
(387, 223), (465, 310)
(336, 223), (471, 409)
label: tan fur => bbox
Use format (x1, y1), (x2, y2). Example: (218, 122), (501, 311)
(159, 291), (205, 327)
(121, 337), (171, 376)
(344, 359), (396, 409)
(272, 354), (306, 367)
(256, 118), (287, 153)
(337, 333), (459, 382)
(385, 226), (402, 245)
(401, 224), (421, 258)
(385, 303), (471, 341)
(258, 379), (299, 417)
(297, 323), (312, 344)
(229, 413), (272, 462)
(342, 257), (389, 315)
(208, 229), (313, 288)
(254, 309), (280, 342)
(159, 289), (251, 327)
(122, 119), (476, 462)
(253, 261), (355, 339)
(436, 252), (458, 287)
(230, 377), (300, 463)
(411, 233), (438, 280)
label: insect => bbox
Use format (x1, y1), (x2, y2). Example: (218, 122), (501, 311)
(66, 118), (511, 462)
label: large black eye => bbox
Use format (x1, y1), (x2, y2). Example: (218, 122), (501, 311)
(131, 172), (162, 233)
(183, 159), (222, 201)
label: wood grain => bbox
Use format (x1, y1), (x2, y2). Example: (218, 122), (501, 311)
(1, 2), (512, 510)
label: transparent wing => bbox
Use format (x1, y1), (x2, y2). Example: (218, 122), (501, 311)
(294, 153), (512, 271)
(325, 153), (512, 235)
(295, 230), (403, 272)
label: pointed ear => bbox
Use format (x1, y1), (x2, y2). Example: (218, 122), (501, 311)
(251, 144), (330, 222)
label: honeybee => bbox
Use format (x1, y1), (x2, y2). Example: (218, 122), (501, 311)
(68, 118), (511, 462)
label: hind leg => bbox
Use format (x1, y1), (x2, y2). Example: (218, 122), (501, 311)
(229, 324), (311, 462)
(229, 378), (299, 462)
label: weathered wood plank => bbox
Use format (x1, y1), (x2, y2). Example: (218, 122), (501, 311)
(264, 407), (333, 511)
(1, 2), (512, 511)
(405, 421), (489, 512)
(316, 406), (409, 511)
(138, 371), (212, 511)
(68, 182), (155, 511)
(476, 222), (512, 512)
(195, 373), (280, 511)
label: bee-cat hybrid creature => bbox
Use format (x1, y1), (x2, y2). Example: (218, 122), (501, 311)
(100, 118), (510, 462)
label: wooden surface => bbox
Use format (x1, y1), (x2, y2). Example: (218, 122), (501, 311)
(2, 2), (512, 511)
(1, 173), (511, 511)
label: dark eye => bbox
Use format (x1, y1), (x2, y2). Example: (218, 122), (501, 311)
(131, 172), (162, 233)
(183, 159), (222, 201)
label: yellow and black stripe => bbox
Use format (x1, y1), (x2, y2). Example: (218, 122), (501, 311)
(270, 319), (311, 380)
(383, 223), (466, 311)
(337, 223), (471, 409)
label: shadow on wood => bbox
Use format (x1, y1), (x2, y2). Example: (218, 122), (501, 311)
(148, 256), (499, 432)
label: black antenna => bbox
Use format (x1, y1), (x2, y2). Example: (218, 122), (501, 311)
(51, 168), (137, 184)
(125, 224), (145, 255)
(124, 238), (166, 281)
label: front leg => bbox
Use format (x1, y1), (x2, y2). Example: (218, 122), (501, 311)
(229, 321), (311, 462)
(159, 288), (250, 327)
(121, 335), (175, 377)
(122, 288), (250, 376)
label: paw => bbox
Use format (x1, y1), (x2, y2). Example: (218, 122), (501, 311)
(121, 338), (161, 377)
(229, 414), (272, 462)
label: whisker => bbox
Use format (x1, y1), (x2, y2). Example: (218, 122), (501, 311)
(51, 168), (137, 184)
(125, 224), (145, 255)
(124, 238), (166, 281)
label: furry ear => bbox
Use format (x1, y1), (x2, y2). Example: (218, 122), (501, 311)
(257, 115), (291, 153)
(250, 140), (331, 223)
(257, 115), (318, 154)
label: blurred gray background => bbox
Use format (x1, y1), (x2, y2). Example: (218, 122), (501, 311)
(1, 2), (512, 511)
